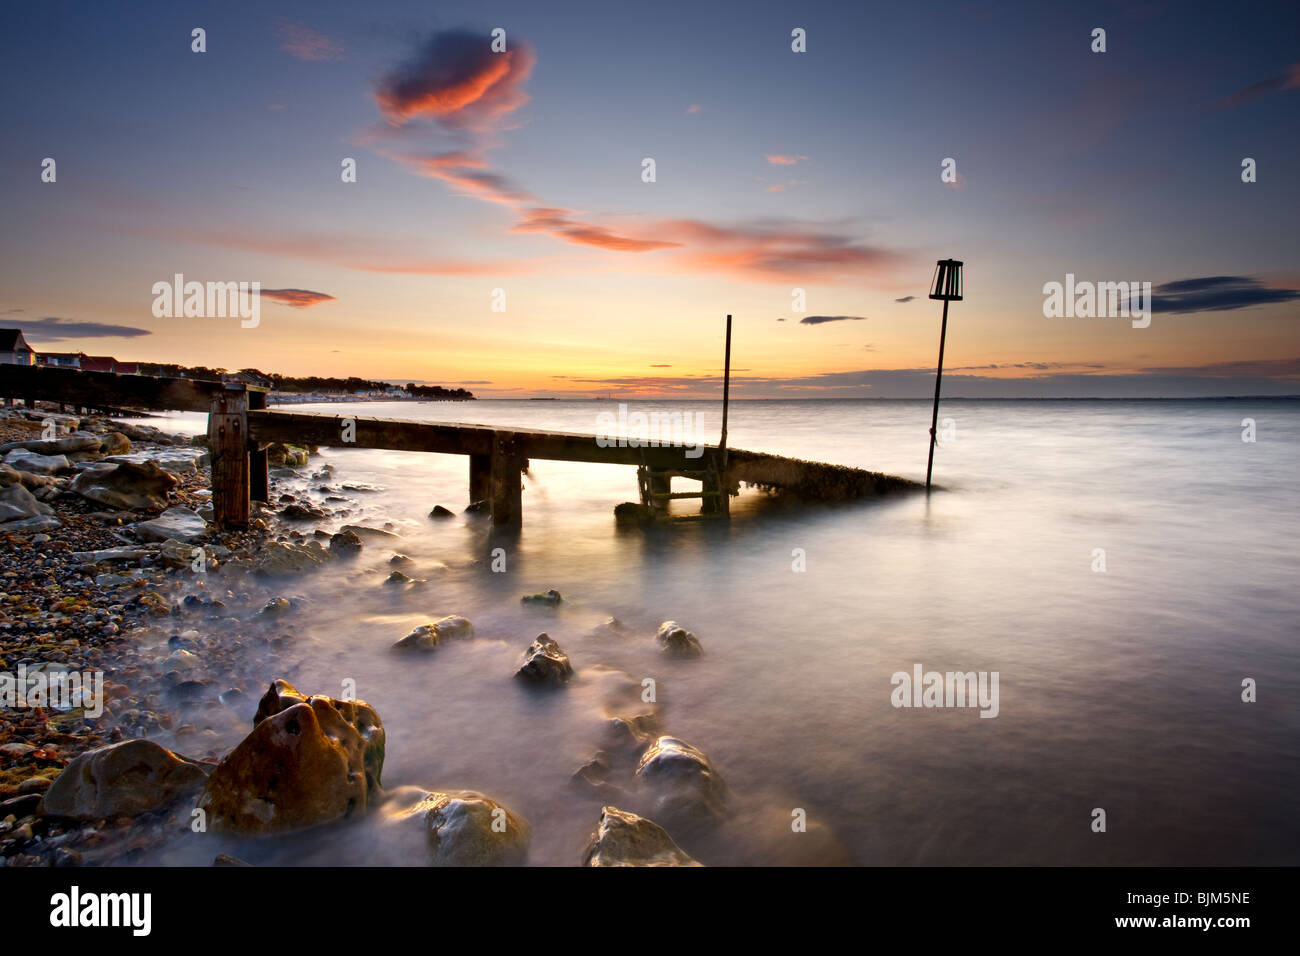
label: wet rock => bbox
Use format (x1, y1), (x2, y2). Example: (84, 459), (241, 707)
(134, 505), (207, 543)
(385, 570), (416, 585)
(614, 501), (654, 524)
(583, 806), (702, 867)
(2, 514), (62, 533)
(198, 688), (385, 835)
(606, 713), (661, 752)
(158, 538), (199, 569)
(70, 459), (177, 511)
(103, 448), (206, 475)
(280, 502), (325, 521)
(340, 524), (399, 541)
(376, 786), (530, 866)
(253, 540), (332, 576)
(515, 633), (574, 684)
(329, 529), (363, 556)
(266, 443), (310, 468)
(521, 589), (562, 607)
(256, 596), (292, 616)
(429, 505), (455, 518)
(0, 463), (21, 487)
(253, 679), (385, 794)
(213, 853), (251, 866)
(464, 499), (490, 514)
(656, 620), (703, 658)
(392, 615), (474, 650)
(38, 739), (208, 820)
(635, 736), (728, 821)
(389, 553), (413, 566)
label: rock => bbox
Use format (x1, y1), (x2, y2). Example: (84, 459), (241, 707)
(464, 499), (490, 514)
(389, 553), (413, 566)
(583, 806), (702, 867)
(198, 687), (385, 835)
(614, 501), (654, 524)
(18, 776), (53, 794)
(340, 524), (399, 541)
(429, 505), (455, 518)
(256, 596), (292, 616)
(635, 736), (728, 821)
(329, 529), (363, 556)
(253, 540), (332, 576)
(521, 589), (562, 607)
(134, 505), (207, 543)
(38, 739), (208, 820)
(376, 786), (530, 866)
(0, 482), (54, 522)
(158, 538), (199, 569)
(656, 620), (703, 658)
(1, 515), (61, 533)
(385, 570), (415, 585)
(280, 502), (325, 521)
(253, 679), (384, 794)
(103, 448), (205, 475)
(0, 434), (100, 456)
(515, 633), (574, 684)
(266, 443), (311, 468)
(98, 432), (131, 455)
(70, 460), (177, 511)
(0, 463), (22, 487)
(3, 449), (70, 475)
(213, 854), (251, 866)
(392, 615), (474, 650)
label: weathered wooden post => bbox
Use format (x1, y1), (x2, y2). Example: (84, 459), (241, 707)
(247, 388), (269, 504)
(704, 313), (733, 517)
(926, 259), (963, 490)
(469, 452), (491, 504)
(488, 432), (523, 526)
(208, 384), (250, 528)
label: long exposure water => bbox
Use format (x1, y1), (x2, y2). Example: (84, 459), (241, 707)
(128, 398), (1299, 866)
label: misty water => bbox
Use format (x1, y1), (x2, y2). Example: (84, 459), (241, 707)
(128, 398), (1299, 866)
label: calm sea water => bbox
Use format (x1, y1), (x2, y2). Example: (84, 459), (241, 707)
(135, 398), (1299, 865)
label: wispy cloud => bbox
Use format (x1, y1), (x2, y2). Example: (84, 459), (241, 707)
(1218, 61), (1300, 108)
(20, 317), (150, 341)
(765, 154), (808, 166)
(895, 295), (915, 303)
(259, 288), (337, 308)
(277, 19), (344, 62)
(1149, 276), (1300, 314)
(797, 315), (867, 325)
(685, 103), (702, 115)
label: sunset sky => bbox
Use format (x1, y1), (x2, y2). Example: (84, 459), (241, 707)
(2, 0), (1297, 397)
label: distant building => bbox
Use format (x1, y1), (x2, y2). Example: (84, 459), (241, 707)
(79, 355), (119, 373)
(37, 351), (83, 368)
(224, 370), (272, 389)
(0, 329), (36, 365)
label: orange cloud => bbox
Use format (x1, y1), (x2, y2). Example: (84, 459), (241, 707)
(259, 288), (336, 308)
(375, 31), (536, 129)
(765, 154), (809, 165)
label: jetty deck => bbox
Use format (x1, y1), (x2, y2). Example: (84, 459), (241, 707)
(1, 364), (922, 527)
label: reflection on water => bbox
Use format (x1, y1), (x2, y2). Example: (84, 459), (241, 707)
(130, 399), (1299, 865)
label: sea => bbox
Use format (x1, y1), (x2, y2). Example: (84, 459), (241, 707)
(125, 397), (1300, 866)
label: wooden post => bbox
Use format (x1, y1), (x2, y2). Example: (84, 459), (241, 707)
(720, 314), (732, 468)
(469, 452), (491, 504)
(488, 433), (523, 527)
(247, 389), (269, 504)
(926, 298), (950, 490)
(208, 386), (250, 528)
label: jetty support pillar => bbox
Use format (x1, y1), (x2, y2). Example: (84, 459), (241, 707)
(489, 433), (524, 527)
(208, 385), (250, 528)
(469, 452), (491, 505)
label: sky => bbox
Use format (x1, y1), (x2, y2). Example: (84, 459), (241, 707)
(1, 0), (1297, 398)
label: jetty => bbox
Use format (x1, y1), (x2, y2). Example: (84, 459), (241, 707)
(0, 364), (921, 528)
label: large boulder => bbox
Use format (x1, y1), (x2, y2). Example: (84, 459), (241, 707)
(656, 621), (703, 658)
(583, 806), (702, 867)
(134, 505), (207, 543)
(70, 459), (177, 511)
(98, 432), (131, 455)
(515, 633), (573, 684)
(392, 615), (474, 650)
(38, 739), (208, 820)
(0, 482), (53, 523)
(197, 685), (385, 835)
(375, 786), (530, 866)
(635, 736), (728, 822)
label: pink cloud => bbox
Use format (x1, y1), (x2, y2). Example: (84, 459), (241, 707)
(765, 154), (809, 166)
(259, 288), (336, 308)
(277, 20), (344, 62)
